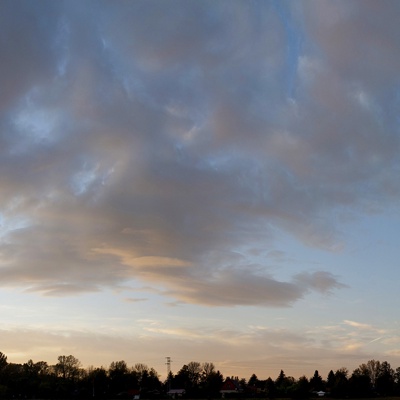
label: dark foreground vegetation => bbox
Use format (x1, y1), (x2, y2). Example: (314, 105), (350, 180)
(1, 352), (400, 399)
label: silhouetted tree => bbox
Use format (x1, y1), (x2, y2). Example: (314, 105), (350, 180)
(0, 352), (7, 393)
(134, 363), (149, 388)
(108, 360), (137, 396)
(165, 370), (174, 392)
(202, 362), (214, 375)
(275, 370), (295, 397)
(276, 370), (286, 387)
(85, 366), (109, 398)
(265, 377), (276, 398)
(204, 369), (224, 398)
(174, 364), (190, 390)
(359, 360), (380, 389)
(326, 370), (335, 393)
(173, 361), (204, 395)
(2, 363), (25, 398)
(199, 363), (223, 397)
(187, 361), (202, 388)
(248, 373), (259, 388)
(139, 367), (161, 394)
(21, 359), (44, 397)
(331, 368), (348, 398)
(310, 370), (323, 392)
(0, 351), (7, 398)
(55, 355), (81, 381)
(376, 361), (394, 396)
(0, 353), (7, 372)
(349, 367), (372, 398)
(201, 362), (216, 384)
(293, 376), (310, 399)
(394, 366), (400, 395)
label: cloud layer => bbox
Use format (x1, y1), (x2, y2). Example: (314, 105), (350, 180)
(3, 316), (399, 380)
(1, 1), (399, 306)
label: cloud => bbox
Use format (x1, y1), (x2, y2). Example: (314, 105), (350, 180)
(124, 297), (148, 303)
(343, 320), (374, 330)
(294, 271), (347, 294)
(1, 1), (399, 307)
(3, 320), (399, 380)
(306, 320), (394, 361)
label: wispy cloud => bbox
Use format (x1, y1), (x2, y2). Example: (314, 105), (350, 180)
(343, 320), (374, 330)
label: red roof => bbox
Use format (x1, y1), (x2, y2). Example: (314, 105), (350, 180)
(221, 378), (240, 392)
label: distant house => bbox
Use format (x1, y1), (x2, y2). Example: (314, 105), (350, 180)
(220, 378), (242, 398)
(167, 389), (186, 398)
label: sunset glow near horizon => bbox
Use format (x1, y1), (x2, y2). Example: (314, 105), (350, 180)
(1, 0), (400, 381)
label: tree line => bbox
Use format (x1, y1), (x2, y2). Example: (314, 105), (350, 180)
(246, 360), (400, 399)
(1, 351), (400, 399)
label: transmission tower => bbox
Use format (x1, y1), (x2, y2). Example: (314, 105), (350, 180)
(165, 356), (172, 375)
(165, 356), (172, 391)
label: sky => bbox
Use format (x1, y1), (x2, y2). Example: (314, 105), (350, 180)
(1, 0), (400, 382)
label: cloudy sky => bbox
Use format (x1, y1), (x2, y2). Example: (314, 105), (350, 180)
(1, 0), (400, 380)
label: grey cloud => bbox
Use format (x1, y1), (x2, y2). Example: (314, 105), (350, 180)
(124, 298), (148, 303)
(111, 254), (343, 306)
(24, 283), (101, 297)
(0, 1), (397, 305)
(292, 1), (400, 189)
(294, 271), (347, 294)
(163, 269), (305, 307)
(0, 1), (59, 110)
(302, 0), (400, 87)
